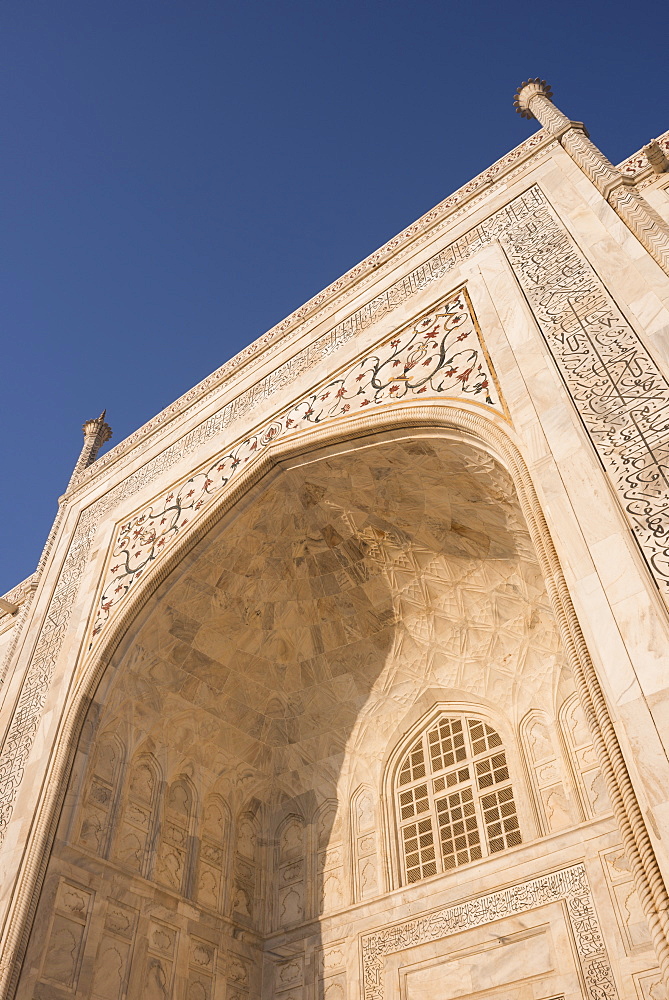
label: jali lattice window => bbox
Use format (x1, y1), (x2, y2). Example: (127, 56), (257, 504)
(396, 716), (521, 883)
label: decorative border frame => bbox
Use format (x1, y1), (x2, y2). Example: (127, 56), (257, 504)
(360, 863), (617, 1000)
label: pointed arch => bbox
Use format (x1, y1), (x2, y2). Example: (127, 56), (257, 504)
(313, 799), (346, 915)
(3, 409), (669, 994)
(197, 794), (231, 913)
(274, 813), (307, 929)
(385, 705), (523, 889)
(559, 693), (611, 821)
(519, 709), (574, 835)
(350, 784), (380, 902)
(155, 774), (197, 896)
(76, 731), (125, 857)
(113, 750), (161, 878)
(232, 810), (260, 926)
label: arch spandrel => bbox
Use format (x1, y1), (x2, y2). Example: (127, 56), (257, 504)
(88, 287), (506, 649)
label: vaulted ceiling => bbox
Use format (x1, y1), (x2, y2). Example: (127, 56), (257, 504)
(95, 435), (565, 812)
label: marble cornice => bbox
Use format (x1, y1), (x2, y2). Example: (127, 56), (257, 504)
(63, 126), (556, 499)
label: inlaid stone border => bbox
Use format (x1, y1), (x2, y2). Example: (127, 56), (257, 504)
(361, 863), (616, 1000)
(89, 287), (505, 644)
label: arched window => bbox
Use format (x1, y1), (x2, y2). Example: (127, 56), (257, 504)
(395, 715), (521, 883)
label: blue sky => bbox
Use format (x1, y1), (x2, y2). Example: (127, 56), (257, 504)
(2, 0), (666, 593)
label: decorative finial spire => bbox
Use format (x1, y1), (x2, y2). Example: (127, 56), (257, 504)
(66, 411), (113, 491)
(82, 411), (112, 445)
(513, 79), (554, 119)
(513, 78), (669, 275)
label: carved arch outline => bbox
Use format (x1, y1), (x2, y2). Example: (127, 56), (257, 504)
(519, 707), (573, 836)
(4, 403), (669, 996)
(112, 747), (162, 879)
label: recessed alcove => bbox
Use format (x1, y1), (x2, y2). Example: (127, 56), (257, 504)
(18, 432), (607, 1000)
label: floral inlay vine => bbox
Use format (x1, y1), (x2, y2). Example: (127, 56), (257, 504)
(91, 289), (501, 643)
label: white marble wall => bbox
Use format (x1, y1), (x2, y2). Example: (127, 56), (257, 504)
(1, 109), (669, 1000)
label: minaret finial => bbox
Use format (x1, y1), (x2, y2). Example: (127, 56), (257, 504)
(513, 78), (554, 119)
(66, 411), (113, 491)
(513, 78), (669, 275)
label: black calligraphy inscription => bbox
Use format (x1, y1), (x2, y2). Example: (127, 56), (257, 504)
(501, 200), (669, 594)
(361, 864), (618, 1000)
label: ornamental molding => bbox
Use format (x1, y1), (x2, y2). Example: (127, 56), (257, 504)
(68, 130), (555, 494)
(360, 863), (618, 1000)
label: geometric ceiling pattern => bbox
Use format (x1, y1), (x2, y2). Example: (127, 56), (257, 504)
(98, 436), (564, 810)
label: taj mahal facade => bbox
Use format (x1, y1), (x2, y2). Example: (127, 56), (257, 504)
(2, 79), (669, 1000)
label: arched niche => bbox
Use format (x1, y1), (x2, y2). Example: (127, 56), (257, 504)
(11, 418), (638, 1000)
